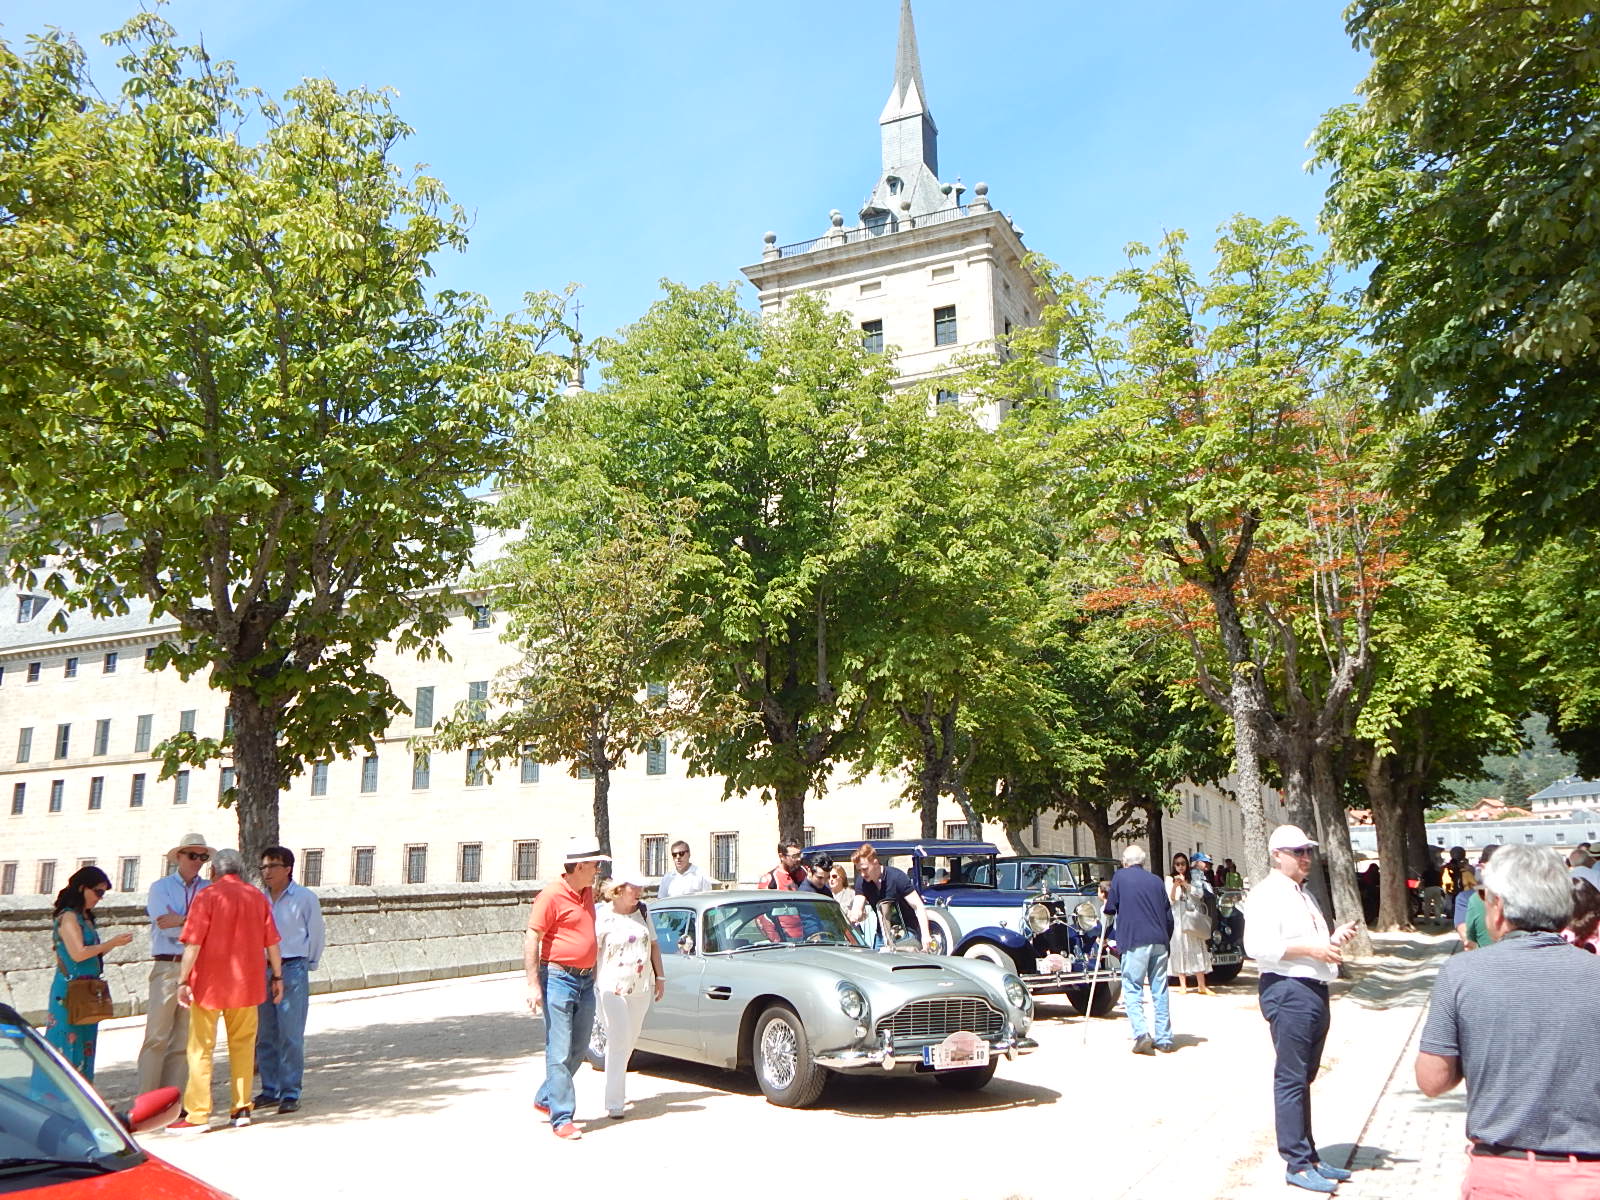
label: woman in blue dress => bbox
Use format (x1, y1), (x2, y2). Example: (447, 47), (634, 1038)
(46, 865), (133, 1081)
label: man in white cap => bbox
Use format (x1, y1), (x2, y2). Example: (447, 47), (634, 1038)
(526, 835), (610, 1141)
(136, 832), (213, 1096)
(1243, 825), (1360, 1194)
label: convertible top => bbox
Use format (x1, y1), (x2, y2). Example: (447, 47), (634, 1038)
(806, 839), (999, 859)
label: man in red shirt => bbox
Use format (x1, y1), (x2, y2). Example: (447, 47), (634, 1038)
(172, 848), (283, 1131)
(526, 836), (609, 1141)
(758, 842), (805, 938)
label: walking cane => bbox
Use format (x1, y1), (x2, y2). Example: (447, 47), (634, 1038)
(1080, 908), (1113, 1048)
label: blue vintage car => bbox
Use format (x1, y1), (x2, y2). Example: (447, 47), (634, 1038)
(808, 840), (1123, 1015)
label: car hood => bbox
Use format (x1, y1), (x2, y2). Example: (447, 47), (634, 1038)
(13, 1152), (238, 1198)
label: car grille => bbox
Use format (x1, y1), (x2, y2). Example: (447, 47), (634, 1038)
(877, 997), (1004, 1044)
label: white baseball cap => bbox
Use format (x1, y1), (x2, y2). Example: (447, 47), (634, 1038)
(1268, 825), (1319, 852)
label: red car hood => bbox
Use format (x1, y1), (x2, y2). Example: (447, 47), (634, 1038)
(19, 1153), (236, 1199)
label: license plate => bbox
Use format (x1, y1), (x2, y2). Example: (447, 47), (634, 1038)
(923, 1030), (990, 1070)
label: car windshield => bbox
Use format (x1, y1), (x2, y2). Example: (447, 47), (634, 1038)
(1017, 861), (1076, 891)
(0, 1017), (139, 1174)
(1075, 859), (1119, 888)
(916, 854), (989, 889)
(702, 898), (863, 953)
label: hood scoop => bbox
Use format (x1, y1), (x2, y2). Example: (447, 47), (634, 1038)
(890, 963), (945, 971)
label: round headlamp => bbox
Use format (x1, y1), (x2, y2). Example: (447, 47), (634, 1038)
(837, 981), (868, 1022)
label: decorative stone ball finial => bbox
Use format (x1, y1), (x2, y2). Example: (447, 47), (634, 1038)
(972, 182), (991, 212)
(830, 210), (844, 228)
(763, 231), (778, 245)
(762, 230), (780, 260)
(900, 199), (912, 212)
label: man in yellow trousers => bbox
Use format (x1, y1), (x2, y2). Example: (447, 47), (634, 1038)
(169, 848), (283, 1131)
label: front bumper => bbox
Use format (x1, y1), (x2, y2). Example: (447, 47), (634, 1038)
(1021, 967), (1121, 996)
(814, 1034), (1038, 1071)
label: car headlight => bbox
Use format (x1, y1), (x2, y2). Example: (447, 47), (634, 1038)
(1027, 902), (1053, 934)
(837, 981), (868, 1021)
(1002, 973), (1029, 1010)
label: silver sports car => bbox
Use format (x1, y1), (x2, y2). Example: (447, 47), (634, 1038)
(636, 890), (1036, 1107)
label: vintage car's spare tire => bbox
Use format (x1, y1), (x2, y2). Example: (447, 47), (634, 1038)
(932, 1059), (998, 1091)
(961, 942), (1016, 972)
(753, 1004), (829, 1108)
(1065, 982), (1119, 1017)
(1207, 961), (1243, 985)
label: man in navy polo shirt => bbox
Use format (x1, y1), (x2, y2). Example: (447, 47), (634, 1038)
(1102, 844), (1174, 1054)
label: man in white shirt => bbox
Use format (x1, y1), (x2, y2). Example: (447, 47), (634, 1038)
(1243, 825), (1359, 1194)
(136, 832), (213, 1095)
(657, 840), (714, 898)
(254, 846), (325, 1115)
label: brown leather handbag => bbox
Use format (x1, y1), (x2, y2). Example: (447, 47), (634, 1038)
(65, 976), (114, 1024)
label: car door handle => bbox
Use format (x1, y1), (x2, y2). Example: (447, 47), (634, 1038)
(704, 985), (732, 1000)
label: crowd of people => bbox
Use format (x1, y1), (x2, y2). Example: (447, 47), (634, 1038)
(42, 831), (325, 1131)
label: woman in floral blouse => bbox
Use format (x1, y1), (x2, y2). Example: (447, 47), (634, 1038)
(595, 870), (666, 1119)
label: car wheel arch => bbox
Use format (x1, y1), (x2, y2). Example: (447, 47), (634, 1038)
(735, 993), (796, 1069)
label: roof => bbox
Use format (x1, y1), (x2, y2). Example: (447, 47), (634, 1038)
(1528, 777), (1600, 802)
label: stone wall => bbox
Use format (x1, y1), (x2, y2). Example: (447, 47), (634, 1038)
(0, 881), (537, 1022)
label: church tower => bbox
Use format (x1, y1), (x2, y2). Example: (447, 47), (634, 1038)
(742, 0), (1041, 420)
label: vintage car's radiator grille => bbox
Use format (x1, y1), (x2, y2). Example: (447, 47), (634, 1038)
(878, 997), (1004, 1043)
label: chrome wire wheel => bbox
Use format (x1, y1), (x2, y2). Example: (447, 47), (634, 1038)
(760, 1015), (799, 1090)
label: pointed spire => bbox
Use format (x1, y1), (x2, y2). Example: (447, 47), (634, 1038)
(877, 0), (938, 180)
(891, 0), (928, 115)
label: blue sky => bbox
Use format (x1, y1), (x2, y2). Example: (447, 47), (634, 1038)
(4, 2), (1371, 341)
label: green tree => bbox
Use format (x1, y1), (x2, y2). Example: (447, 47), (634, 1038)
(567, 283), (917, 844)
(1312, 1), (1600, 546)
(424, 480), (704, 859)
(0, 19), (568, 856)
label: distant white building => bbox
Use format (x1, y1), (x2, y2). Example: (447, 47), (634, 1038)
(1348, 809), (1600, 858)
(1527, 776), (1600, 820)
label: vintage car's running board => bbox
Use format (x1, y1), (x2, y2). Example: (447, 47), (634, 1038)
(1019, 969), (1122, 996)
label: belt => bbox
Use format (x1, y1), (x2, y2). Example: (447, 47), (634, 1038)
(1472, 1144), (1600, 1163)
(545, 963), (594, 976)
(280, 956), (305, 963)
(153, 954), (181, 962)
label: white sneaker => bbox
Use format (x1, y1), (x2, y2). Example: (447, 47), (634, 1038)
(230, 1109), (251, 1128)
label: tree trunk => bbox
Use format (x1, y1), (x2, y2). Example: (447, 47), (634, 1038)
(1002, 824), (1032, 854)
(1364, 749), (1412, 932)
(1312, 745), (1372, 957)
(1404, 801), (1432, 881)
(1139, 796), (1166, 873)
(1231, 696), (1271, 884)
(592, 768), (612, 861)
(229, 691), (282, 861)
(1277, 736), (1336, 922)
(775, 783), (807, 849)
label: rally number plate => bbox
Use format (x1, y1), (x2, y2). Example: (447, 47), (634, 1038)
(923, 1030), (989, 1070)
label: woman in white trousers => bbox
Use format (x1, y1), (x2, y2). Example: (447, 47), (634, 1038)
(595, 871), (665, 1119)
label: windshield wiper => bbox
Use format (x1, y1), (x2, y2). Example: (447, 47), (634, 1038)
(0, 1155), (124, 1175)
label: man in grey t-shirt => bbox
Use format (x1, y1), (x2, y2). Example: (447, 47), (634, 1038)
(1416, 844), (1600, 1198)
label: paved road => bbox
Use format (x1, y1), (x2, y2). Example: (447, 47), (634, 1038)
(86, 933), (1463, 1200)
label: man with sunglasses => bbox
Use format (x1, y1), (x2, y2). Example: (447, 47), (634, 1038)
(253, 847), (324, 1115)
(1243, 826), (1360, 1194)
(136, 832), (214, 1096)
(657, 840), (714, 898)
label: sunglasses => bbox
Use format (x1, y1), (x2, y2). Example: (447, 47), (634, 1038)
(90, 885), (109, 896)
(182, 851), (211, 862)
(672, 850), (690, 857)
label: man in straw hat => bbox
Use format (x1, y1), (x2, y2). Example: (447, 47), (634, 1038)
(136, 831), (214, 1096)
(1243, 825), (1360, 1193)
(526, 835), (610, 1141)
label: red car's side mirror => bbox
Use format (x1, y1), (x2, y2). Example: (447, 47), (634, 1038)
(121, 1086), (182, 1134)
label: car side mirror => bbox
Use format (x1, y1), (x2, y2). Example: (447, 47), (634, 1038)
(120, 1086), (182, 1134)
(677, 934), (695, 956)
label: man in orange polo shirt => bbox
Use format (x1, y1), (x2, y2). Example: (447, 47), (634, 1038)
(527, 836), (609, 1141)
(171, 848), (283, 1131)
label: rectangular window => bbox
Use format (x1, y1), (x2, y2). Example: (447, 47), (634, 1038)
(471, 603), (491, 630)
(129, 774), (145, 808)
(173, 770), (189, 805)
(465, 749), (486, 786)
(119, 856), (139, 892)
(144, 646), (158, 669)
(513, 840), (539, 881)
(218, 766), (235, 799)
(223, 709), (234, 739)
(178, 709), (195, 734)
(77, 858), (95, 869)
(414, 685), (435, 729)
(412, 752), (431, 790)
(135, 714), (153, 753)
(54, 723), (70, 758)
(17, 727), (32, 763)
(404, 844), (428, 885)
(467, 680), (488, 720)
(64, 657), (78, 679)
(37, 860), (55, 895)
(646, 739), (667, 776)
(577, 763), (593, 780)
(10, 782), (23, 815)
(352, 847), (375, 886)
(88, 777), (104, 811)
(520, 747), (539, 784)
(802, 826), (816, 847)
(311, 760), (329, 796)
(0, 862), (14, 894)
(931, 264), (955, 281)
(48, 780), (64, 813)
(712, 833), (739, 883)
(103, 651), (118, 674)
(458, 843), (482, 883)
(933, 304), (958, 346)
(863, 823), (893, 841)
(301, 849), (323, 887)
(27, 662), (41, 683)
(642, 835), (667, 877)
(944, 821), (973, 840)
(94, 719), (111, 756)
(935, 388), (959, 404)
(17, 595), (46, 622)
(861, 319), (884, 354)
(360, 755), (379, 793)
